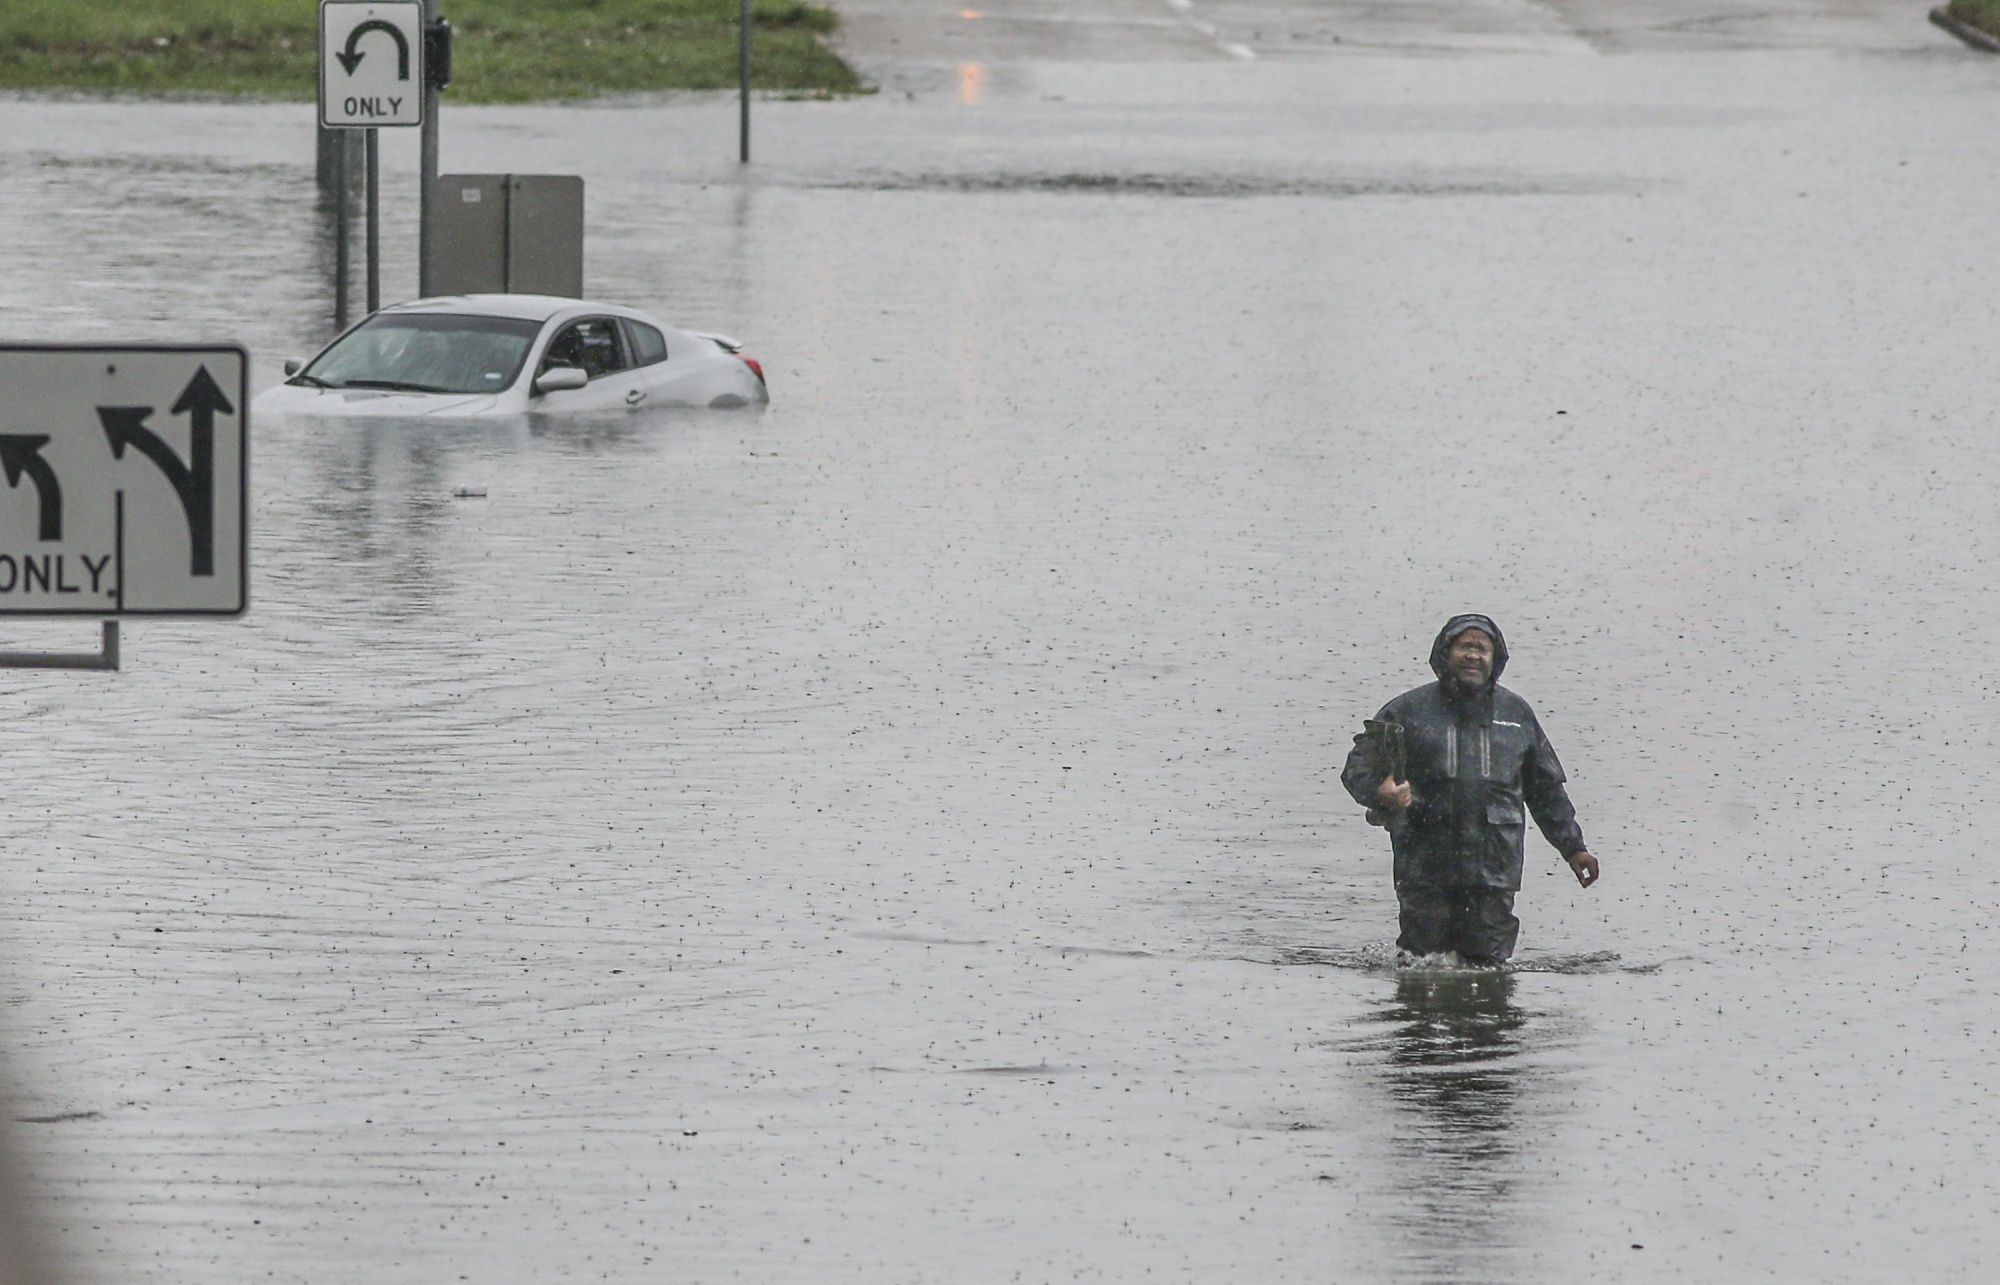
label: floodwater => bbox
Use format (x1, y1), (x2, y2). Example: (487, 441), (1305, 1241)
(1, 1), (1998, 1279)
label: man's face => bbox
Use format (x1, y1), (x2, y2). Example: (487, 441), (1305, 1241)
(1447, 629), (1494, 688)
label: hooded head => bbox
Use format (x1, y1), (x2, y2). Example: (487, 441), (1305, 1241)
(1429, 613), (1509, 693)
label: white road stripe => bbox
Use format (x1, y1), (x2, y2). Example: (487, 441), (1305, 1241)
(1164, 0), (1259, 60)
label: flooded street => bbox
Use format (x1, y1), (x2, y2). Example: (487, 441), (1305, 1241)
(1, 1), (1998, 1279)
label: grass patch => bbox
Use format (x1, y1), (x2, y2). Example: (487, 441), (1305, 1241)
(0, 0), (864, 101)
(1948, 0), (2000, 37)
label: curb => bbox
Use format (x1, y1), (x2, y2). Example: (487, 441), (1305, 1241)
(1931, 6), (2000, 52)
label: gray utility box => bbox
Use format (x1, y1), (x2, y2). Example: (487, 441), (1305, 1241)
(429, 174), (584, 298)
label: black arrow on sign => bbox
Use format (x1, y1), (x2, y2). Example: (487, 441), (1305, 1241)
(97, 365), (232, 578)
(0, 434), (61, 541)
(337, 19), (412, 79)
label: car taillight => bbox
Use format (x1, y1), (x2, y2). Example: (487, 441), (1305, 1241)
(736, 355), (765, 384)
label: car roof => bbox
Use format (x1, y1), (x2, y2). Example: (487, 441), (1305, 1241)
(377, 294), (658, 326)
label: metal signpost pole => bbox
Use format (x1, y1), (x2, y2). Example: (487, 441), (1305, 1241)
(420, 0), (442, 296)
(365, 128), (381, 314)
(334, 136), (351, 331)
(740, 0), (751, 163)
(0, 622), (118, 670)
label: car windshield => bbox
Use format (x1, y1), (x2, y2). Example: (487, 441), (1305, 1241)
(300, 313), (543, 395)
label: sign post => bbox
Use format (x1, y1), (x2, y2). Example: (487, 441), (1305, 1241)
(740, 0), (752, 163)
(366, 129), (381, 313)
(420, 0), (445, 297)
(334, 135), (352, 330)
(319, 1), (426, 130)
(320, 1), (427, 313)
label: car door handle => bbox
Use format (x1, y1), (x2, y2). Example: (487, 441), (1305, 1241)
(625, 388), (646, 405)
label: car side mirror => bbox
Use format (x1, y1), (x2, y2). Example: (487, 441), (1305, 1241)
(283, 358), (303, 375)
(534, 366), (589, 395)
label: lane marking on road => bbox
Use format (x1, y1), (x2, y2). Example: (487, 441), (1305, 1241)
(1164, 0), (1258, 59)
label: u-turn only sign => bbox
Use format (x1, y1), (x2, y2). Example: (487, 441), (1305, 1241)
(0, 345), (248, 617)
(320, 0), (426, 128)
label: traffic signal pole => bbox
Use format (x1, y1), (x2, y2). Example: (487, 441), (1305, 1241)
(419, 0), (443, 296)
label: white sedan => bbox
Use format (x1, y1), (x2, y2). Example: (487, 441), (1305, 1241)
(255, 294), (769, 418)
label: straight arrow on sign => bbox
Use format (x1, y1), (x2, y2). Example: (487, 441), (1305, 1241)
(96, 366), (233, 578)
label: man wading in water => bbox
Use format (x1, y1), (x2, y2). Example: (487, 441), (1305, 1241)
(1342, 614), (1600, 966)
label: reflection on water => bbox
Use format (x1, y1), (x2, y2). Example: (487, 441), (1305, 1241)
(1367, 970), (1542, 1276)
(298, 421), (462, 619)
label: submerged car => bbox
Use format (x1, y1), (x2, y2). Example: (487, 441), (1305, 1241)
(255, 294), (769, 418)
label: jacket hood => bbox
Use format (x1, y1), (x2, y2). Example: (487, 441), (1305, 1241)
(1429, 613), (1508, 688)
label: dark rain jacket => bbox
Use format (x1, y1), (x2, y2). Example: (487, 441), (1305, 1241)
(1341, 614), (1586, 892)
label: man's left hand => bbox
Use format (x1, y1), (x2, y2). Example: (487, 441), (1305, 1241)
(1566, 850), (1599, 888)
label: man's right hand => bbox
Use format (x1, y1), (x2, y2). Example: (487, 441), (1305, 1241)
(1374, 776), (1413, 813)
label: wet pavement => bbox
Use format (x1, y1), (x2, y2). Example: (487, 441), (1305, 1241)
(1, 1), (1999, 1280)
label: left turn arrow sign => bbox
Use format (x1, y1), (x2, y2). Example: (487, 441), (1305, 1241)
(0, 434), (61, 541)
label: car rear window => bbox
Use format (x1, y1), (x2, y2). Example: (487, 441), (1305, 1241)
(628, 322), (669, 367)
